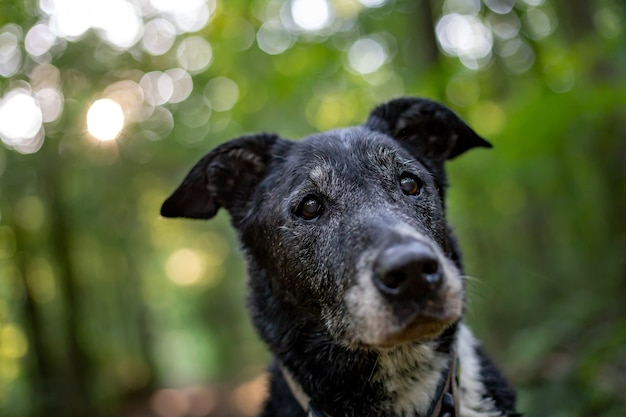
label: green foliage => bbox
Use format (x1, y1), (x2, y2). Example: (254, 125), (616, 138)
(0, 0), (624, 416)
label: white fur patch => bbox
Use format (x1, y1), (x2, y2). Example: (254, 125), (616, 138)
(370, 325), (504, 417)
(456, 324), (502, 417)
(375, 342), (448, 416)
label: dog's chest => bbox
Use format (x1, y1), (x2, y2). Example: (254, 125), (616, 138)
(373, 343), (448, 417)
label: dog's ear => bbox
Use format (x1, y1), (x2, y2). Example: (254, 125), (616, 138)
(364, 97), (492, 160)
(161, 133), (282, 220)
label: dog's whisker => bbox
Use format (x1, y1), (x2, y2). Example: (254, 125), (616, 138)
(367, 353), (380, 383)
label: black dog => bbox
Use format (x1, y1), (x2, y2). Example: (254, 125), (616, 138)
(161, 97), (518, 417)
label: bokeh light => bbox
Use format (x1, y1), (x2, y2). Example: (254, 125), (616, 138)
(257, 20), (294, 55)
(141, 71), (175, 106)
(347, 36), (388, 74)
(165, 248), (205, 286)
(204, 76), (239, 112)
(0, 90), (44, 154)
(488, 12), (521, 40)
(176, 36), (213, 74)
(87, 99), (125, 141)
(359, 0), (387, 7)
(45, 0), (90, 39)
(142, 18), (177, 56)
(0, 28), (22, 77)
(435, 13), (493, 69)
(35, 88), (64, 123)
(290, 0), (332, 32)
(95, 0), (143, 49)
(484, 0), (515, 15)
(150, 0), (214, 33)
(40, 0), (214, 48)
(166, 69), (193, 104)
(25, 23), (57, 57)
(499, 37), (535, 74)
(523, 6), (556, 40)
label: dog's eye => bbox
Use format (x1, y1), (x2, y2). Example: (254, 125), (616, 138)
(399, 174), (422, 196)
(297, 196), (323, 220)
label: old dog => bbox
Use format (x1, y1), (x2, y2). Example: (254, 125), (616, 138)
(161, 97), (518, 417)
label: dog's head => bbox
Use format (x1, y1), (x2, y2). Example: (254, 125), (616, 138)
(161, 97), (490, 350)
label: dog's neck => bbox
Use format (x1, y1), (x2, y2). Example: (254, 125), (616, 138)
(278, 333), (460, 417)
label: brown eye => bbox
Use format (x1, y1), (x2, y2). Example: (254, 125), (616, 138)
(400, 175), (422, 196)
(297, 196), (323, 219)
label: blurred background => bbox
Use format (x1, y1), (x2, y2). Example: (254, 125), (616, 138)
(0, 0), (624, 416)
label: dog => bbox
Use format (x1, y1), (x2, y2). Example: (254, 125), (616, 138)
(161, 97), (518, 417)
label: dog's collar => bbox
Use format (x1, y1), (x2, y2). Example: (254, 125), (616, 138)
(280, 351), (460, 417)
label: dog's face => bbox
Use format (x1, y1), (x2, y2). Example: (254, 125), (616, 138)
(161, 97), (491, 350)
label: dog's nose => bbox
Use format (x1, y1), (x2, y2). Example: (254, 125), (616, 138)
(374, 242), (442, 300)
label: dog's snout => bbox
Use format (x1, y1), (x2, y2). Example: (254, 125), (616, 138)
(374, 242), (442, 300)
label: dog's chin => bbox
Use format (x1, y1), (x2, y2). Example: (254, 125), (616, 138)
(358, 310), (462, 350)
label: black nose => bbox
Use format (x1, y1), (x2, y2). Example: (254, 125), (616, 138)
(374, 241), (442, 300)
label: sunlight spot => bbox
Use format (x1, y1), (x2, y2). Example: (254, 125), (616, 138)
(521, 0), (544, 6)
(257, 20), (294, 55)
(524, 7), (556, 40)
(166, 68), (193, 103)
(42, 0), (211, 49)
(25, 23), (57, 57)
(436, 13), (493, 69)
(0, 325), (28, 359)
(44, 0), (142, 47)
(96, 0), (143, 49)
(150, 389), (191, 417)
(204, 77), (239, 112)
(177, 36), (213, 74)
(165, 248), (205, 286)
(150, 387), (216, 417)
(30, 63), (61, 90)
(0, 31), (22, 77)
(140, 106), (174, 139)
(177, 94), (211, 129)
(0, 91), (44, 153)
(35, 88), (64, 123)
(104, 80), (144, 123)
(47, 0), (92, 39)
(594, 7), (622, 39)
(499, 37), (535, 74)
(141, 71), (174, 106)
(308, 95), (357, 131)
(142, 18), (177, 56)
(231, 375), (268, 417)
(87, 99), (125, 141)
(488, 12), (521, 40)
(347, 36), (388, 74)
(290, 0), (331, 32)
(484, 0), (515, 15)
(150, 0), (213, 33)
(359, 0), (387, 8)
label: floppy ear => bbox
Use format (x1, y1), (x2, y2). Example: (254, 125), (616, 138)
(161, 133), (283, 220)
(364, 97), (492, 160)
